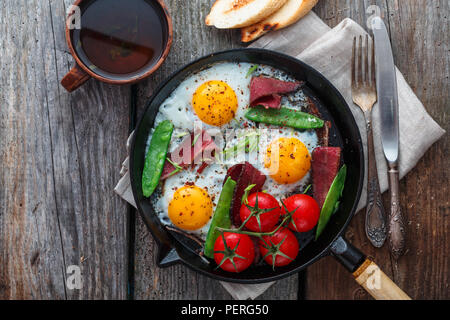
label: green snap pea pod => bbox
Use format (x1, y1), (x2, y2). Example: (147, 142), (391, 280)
(315, 165), (347, 240)
(204, 177), (236, 259)
(245, 106), (324, 130)
(142, 120), (174, 197)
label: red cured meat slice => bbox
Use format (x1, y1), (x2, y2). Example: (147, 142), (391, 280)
(197, 150), (216, 174)
(250, 77), (302, 103)
(225, 162), (267, 227)
(312, 147), (341, 208)
(252, 94), (282, 109)
(224, 164), (244, 184)
(250, 76), (303, 109)
(306, 97), (331, 146)
(160, 130), (217, 180)
(196, 162), (209, 174)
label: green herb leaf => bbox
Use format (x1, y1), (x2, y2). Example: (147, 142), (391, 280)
(221, 131), (260, 160)
(174, 131), (189, 138)
(192, 133), (201, 146)
(166, 157), (183, 170)
(241, 184), (257, 204)
(303, 184), (312, 194)
(246, 65), (259, 78)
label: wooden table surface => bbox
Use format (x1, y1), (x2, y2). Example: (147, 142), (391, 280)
(0, 0), (448, 300)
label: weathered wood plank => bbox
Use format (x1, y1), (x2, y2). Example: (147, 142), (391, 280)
(378, 0), (449, 299)
(133, 0), (298, 300)
(0, 1), (67, 298)
(306, 0), (449, 300)
(0, 0), (129, 299)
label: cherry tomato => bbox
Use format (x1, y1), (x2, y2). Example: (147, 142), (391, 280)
(259, 228), (299, 267)
(281, 194), (320, 232)
(240, 192), (281, 232)
(213, 232), (255, 273)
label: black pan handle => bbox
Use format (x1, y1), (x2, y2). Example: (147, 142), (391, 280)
(157, 245), (182, 268)
(330, 236), (411, 300)
(330, 236), (366, 272)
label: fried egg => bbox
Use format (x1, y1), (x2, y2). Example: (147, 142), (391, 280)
(168, 185), (213, 231)
(192, 80), (239, 127)
(228, 124), (318, 200)
(151, 163), (228, 239)
(153, 62), (255, 132)
(265, 137), (311, 184)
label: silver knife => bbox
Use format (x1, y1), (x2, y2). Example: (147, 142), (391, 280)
(372, 16), (406, 259)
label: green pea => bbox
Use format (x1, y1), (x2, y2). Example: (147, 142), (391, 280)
(204, 177), (236, 259)
(142, 120), (174, 197)
(245, 106), (324, 130)
(315, 165), (347, 240)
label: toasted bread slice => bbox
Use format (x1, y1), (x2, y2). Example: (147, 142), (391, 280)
(241, 0), (319, 42)
(206, 0), (288, 29)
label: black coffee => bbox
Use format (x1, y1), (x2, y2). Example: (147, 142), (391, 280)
(72, 0), (168, 79)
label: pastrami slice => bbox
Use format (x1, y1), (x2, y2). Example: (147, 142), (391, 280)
(251, 94), (282, 110)
(306, 97), (330, 146)
(226, 162), (267, 227)
(250, 76), (303, 109)
(224, 164), (244, 185)
(312, 147), (342, 208)
(160, 130), (217, 180)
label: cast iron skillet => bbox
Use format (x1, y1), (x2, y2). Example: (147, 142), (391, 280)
(129, 49), (409, 298)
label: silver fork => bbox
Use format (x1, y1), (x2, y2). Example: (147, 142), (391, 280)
(352, 35), (387, 248)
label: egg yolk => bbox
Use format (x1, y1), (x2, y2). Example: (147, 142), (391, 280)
(265, 137), (311, 185)
(192, 80), (238, 127)
(168, 185), (213, 231)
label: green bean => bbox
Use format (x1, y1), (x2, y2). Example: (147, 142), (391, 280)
(204, 177), (236, 259)
(245, 106), (324, 130)
(142, 120), (174, 197)
(315, 165), (347, 240)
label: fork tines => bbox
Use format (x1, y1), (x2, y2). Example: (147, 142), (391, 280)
(352, 35), (376, 88)
(351, 35), (377, 111)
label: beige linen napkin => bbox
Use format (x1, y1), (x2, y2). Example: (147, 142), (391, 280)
(115, 12), (445, 300)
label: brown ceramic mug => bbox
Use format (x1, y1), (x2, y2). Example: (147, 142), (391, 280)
(61, 0), (173, 92)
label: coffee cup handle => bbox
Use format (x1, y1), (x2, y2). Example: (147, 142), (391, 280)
(61, 64), (91, 92)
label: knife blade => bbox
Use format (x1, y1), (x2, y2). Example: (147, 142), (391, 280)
(372, 16), (406, 259)
(373, 17), (399, 165)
